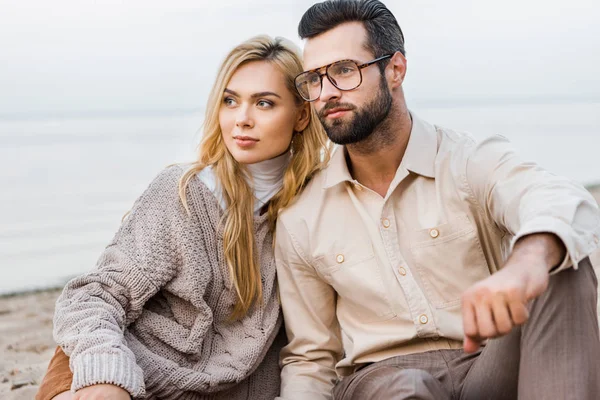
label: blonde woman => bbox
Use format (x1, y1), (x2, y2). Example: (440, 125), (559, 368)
(35, 35), (330, 400)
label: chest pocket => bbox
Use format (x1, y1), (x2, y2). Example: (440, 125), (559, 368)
(409, 214), (490, 309)
(315, 247), (395, 323)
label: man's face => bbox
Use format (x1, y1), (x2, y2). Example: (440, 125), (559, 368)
(303, 22), (393, 145)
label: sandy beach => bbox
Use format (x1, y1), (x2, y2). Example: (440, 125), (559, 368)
(2, 188), (600, 399)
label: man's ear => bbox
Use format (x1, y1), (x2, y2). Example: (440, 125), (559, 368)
(388, 51), (407, 89)
(295, 102), (311, 132)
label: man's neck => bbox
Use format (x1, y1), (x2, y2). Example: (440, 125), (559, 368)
(346, 106), (412, 197)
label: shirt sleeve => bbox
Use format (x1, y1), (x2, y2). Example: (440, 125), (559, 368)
(275, 217), (343, 400)
(53, 167), (187, 397)
(464, 134), (600, 273)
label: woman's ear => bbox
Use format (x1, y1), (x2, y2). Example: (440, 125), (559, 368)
(294, 102), (311, 132)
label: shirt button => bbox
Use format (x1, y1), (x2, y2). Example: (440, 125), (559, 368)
(419, 314), (429, 324)
(429, 228), (439, 238)
(336, 254), (345, 264)
(382, 218), (391, 228)
(398, 266), (407, 276)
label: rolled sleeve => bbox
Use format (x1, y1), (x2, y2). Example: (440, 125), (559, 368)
(465, 135), (600, 273)
(275, 218), (343, 400)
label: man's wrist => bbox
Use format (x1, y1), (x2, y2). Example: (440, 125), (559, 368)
(512, 233), (566, 271)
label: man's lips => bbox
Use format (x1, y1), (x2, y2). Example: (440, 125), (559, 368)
(323, 107), (352, 118)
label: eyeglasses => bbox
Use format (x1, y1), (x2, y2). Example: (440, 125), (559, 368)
(294, 54), (393, 102)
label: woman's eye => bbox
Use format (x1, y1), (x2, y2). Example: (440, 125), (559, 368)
(223, 97), (236, 106)
(257, 100), (273, 108)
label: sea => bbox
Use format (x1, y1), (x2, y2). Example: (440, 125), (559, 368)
(1, 102), (599, 295)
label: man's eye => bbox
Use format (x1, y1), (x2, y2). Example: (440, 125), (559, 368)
(308, 75), (321, 85)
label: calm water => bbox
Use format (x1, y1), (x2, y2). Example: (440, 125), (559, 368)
(1, 102), (599, 294)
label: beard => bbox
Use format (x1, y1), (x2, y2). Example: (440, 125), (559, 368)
(318, 76), (393, 145)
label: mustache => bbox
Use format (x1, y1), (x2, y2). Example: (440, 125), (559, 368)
(318, 102), (356, 118)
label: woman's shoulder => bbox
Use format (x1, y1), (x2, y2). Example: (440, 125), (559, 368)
(147, 163), (212, 193)
(134, 164), (218, 213)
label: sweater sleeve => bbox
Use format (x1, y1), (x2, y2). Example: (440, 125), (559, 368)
(53, 166), (189, 397)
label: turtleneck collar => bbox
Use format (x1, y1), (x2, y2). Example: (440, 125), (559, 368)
(245, 151), (291, 213)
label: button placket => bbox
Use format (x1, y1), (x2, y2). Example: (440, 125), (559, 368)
(379, 202), (436, 337)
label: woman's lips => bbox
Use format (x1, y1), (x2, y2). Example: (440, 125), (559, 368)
(234, 136), (259, 148)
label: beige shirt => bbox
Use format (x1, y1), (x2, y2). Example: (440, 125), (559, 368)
(275, 113), (600, 400)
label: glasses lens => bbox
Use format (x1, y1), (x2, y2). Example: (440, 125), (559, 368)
(328, 61), (361, 91)
(295, 71), (322, 101)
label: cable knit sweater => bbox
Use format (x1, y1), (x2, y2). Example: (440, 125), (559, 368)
(53, 165), (284, 400)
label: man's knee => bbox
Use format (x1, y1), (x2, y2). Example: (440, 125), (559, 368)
(343, 367), (448, 400)
(549, 256), (598, 302)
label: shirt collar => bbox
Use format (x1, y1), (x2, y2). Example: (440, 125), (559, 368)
(322, 112), (438, 190)
(402, 112), (437, 179)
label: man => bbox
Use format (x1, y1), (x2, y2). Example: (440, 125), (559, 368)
(275, 0), (600, 399)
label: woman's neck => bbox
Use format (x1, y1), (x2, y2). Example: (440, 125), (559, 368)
(245, 151), (291, 213)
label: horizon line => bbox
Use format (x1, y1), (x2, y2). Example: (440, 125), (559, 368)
(1, 96), (599, 121)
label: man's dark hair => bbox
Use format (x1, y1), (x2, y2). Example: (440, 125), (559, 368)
(298, 0), (405, 72)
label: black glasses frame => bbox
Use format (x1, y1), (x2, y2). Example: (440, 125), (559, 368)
(294, 54), (393, 102)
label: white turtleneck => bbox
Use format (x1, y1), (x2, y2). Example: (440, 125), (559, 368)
(196, 151), (291, 215)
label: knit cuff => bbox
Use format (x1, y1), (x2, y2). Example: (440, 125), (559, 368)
(70, 352), (145, 398)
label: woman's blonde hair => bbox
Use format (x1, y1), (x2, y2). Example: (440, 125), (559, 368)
(179, 35), (330, 320)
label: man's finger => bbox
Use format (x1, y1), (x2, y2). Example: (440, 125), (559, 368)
(508, 299), (529, 326)
(463, 335), (481, 354)
(475, 299), (497, 339)
(491, 294), (513, 336)
(462, 297), (478, 339)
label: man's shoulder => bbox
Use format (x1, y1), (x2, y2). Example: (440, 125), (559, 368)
(434, 124), (513, 162)
(435, 124), (479, 147)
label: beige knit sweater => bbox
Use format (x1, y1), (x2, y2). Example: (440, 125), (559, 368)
(53, 165), (284, 400)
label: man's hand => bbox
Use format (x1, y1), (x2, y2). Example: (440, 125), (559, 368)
(461, 233), (565, 353)
(73, 384), (131, 400)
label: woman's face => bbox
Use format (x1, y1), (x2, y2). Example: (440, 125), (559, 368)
(219, 60), (309, 165)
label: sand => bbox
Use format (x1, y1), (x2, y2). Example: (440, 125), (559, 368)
(2, 188), (600, 400)
(0, 289), (61, 399)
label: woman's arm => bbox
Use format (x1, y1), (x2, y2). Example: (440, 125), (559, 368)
(52, 166), (189, 398)
(36, 347), (131, 400)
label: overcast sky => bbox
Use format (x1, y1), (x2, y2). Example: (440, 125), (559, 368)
(1, 0), (599, 117)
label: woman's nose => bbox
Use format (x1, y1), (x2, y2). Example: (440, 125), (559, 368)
(235, 105), (254, 128)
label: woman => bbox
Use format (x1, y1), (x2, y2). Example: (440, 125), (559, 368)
(35, 35), (330, 400)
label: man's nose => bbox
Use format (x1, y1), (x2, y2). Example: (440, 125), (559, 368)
(319, 74), (342, 103)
